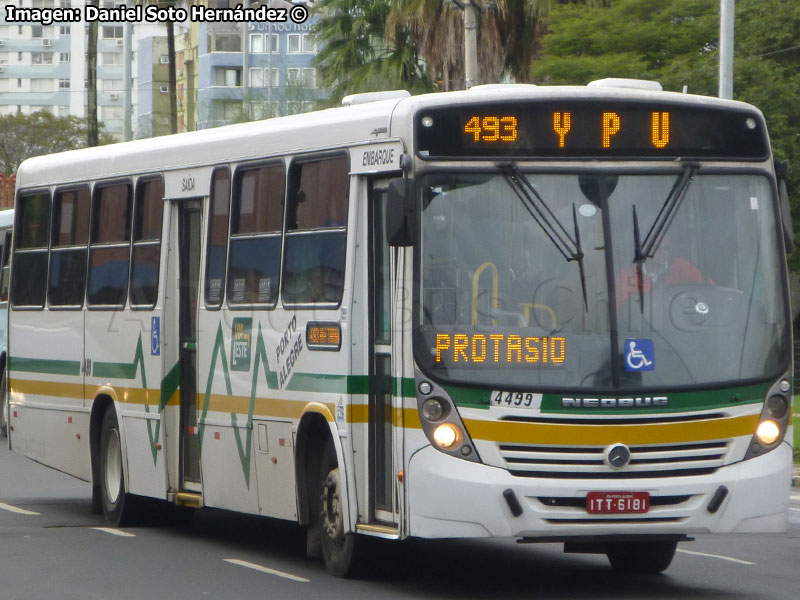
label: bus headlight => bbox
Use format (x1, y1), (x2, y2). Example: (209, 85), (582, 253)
(766, 395), (789, 419)
(415, 374), (480, 462)
(432, 423), (462, 449)
(744, 384), (791, 461)
(421, 398), (447, 421)
(755, 420), (781, 445)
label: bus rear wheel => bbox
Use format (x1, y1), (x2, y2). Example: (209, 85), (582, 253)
(606, 540), (677, 574)
(318, 443), (360, 577)
(99, 408), (138, 526)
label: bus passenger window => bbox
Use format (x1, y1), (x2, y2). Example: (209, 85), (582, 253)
(88, 182), (132, 307)
(49, 187), (90, 307)
(130, 178), (164, 307)
(205, 168), (231, 308)
(12, 191), (50, 308)
(228, 162), (284, 307)
(283, 155), (349, 306)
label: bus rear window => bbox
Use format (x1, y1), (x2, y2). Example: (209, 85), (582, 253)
(12, 191), (50, 308)
(49, 187), (90, 307)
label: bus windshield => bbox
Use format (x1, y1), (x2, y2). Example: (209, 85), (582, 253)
(414, 170), (788, 392)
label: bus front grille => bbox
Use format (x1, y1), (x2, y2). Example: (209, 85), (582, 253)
(499, 440), (730, 479)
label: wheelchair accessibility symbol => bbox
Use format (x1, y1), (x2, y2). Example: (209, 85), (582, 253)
(624, 339), (654, 372)
(151, 316), (161, 356)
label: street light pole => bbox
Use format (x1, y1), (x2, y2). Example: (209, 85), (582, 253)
(719, 0), (734, 99)
(463, 0), (478, 89)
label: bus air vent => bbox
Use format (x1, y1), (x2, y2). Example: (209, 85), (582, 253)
(587, 78), (663, 91)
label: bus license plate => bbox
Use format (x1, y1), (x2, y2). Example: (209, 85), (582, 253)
(586, 491), (650, 514)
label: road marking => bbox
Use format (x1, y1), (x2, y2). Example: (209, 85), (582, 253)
(223, 559), (309, 583)
(91, 527), (136, 538)
(677, 549), (755, 565)
(789, 507), (800, 513)
(791, 496), (800, 501)
(0, 503), (40, 516)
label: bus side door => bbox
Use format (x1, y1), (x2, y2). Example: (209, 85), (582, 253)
(367, 179), (403, 527)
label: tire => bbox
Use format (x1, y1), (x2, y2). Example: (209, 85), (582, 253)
(0, 366), (7, 438)
(606, 540), (677, 574)
(99, 408), (138, 526)
(318, 442), (361, 577)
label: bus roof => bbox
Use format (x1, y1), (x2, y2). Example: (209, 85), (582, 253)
(15, 83), (763, 190)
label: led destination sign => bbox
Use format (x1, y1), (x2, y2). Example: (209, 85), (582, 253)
(434, 332), (566, 367)
(416, 101), (769, 160)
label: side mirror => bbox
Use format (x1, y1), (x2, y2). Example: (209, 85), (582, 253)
(775, 160), (794, 253)
(386, 178), (416, 247)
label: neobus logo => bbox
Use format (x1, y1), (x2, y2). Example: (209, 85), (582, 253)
(561, 396), (669, 408)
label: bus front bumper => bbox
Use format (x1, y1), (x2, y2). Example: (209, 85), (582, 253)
(406, 443), (791, 540)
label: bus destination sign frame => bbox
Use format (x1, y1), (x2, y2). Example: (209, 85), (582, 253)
(415, 100), (770, 161)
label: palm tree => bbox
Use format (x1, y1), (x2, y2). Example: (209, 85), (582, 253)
(312, 0), (432, 103)
(314, 0), (608, 97)
(387, 0), (609, 88)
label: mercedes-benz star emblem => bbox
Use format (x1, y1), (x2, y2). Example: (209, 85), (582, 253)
(605, 443), (632, 469)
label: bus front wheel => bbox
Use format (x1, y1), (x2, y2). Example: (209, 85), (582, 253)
(606, 540), (677, 574)
(318, 443), (360, 577)
(99, 408), (138, 526)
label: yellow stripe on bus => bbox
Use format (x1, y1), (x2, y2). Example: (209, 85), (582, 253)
(9, 378), (84, 400)
(463, 414), (760, 446)
(9, 378), (180, 407)
(12, 377), (753, 446)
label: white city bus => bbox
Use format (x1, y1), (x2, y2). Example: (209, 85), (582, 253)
(0, 208), (13, 436)
(8, 81), (794, 576)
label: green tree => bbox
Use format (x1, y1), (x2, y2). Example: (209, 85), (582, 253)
(312, 0), (607, 99)
(532, 0), (800, 266)
(386, 1), (610, 89)
(0, 112), (114, 174)
(312, 0), (432, 104)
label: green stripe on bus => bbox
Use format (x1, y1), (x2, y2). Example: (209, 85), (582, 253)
(8, 356), (81, 376)
(442, 381), (772, 413)
(539, 381), (769, 414)
(92, 334), (163, 465)
(284, 374), (415, 397)
(160, 361), (181, 411)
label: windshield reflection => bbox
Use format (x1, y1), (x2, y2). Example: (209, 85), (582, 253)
(415, 171), (788, 392)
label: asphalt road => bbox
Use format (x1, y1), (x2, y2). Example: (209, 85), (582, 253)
(2, 442), (799, 600)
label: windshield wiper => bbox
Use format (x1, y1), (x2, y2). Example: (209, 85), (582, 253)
(632, 162), (699, 307)
(634, 162), (699, 263)
(498, 162), (588, 311)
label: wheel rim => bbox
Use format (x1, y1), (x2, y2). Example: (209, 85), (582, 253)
(104, 428), (122, 504)
(321, 468), (345, 548)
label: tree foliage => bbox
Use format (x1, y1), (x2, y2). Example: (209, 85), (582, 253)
(311, 0), (433, 104)
(312, 0), (607, 101)
(532, 0), (800, 268)
(0, 111), (114, 174)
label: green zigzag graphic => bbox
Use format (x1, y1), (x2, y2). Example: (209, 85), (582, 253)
(93, 334), (168, 465)
(200, 322), (278, 487)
